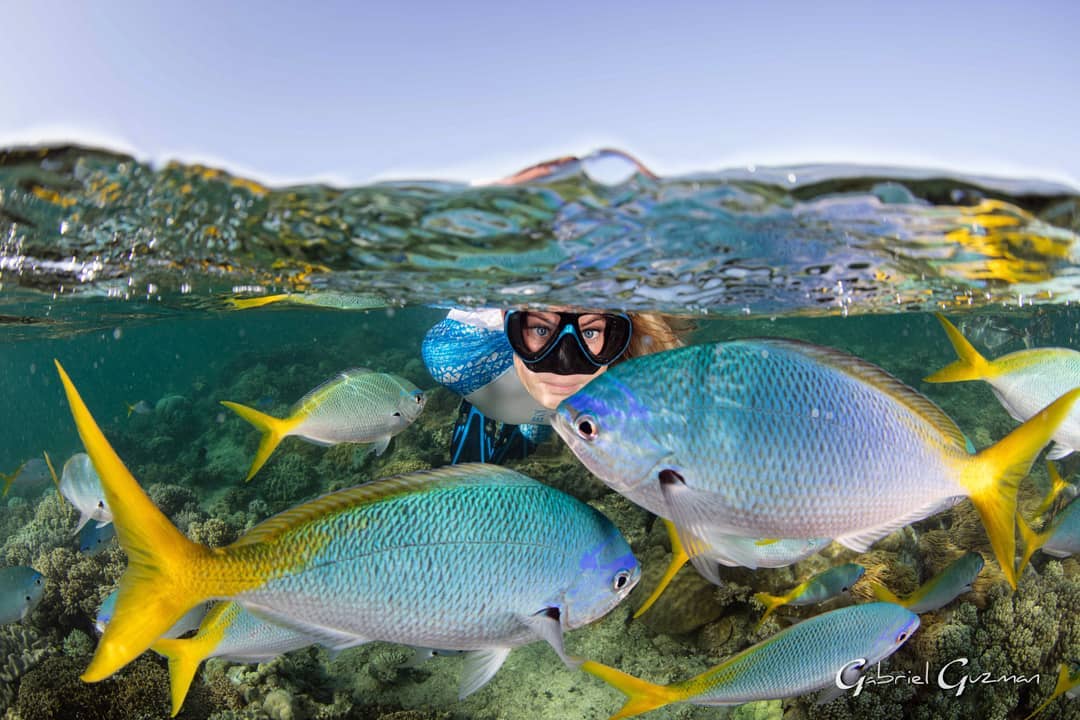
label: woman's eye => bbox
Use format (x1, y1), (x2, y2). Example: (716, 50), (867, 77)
(581, 328), (599, 340)
(531, 326), (550, 338)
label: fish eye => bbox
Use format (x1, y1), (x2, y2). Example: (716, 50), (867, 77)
(576, 415), (599, 442)
(24, 595), (31, 601)
(392, 412), (402, 417)
(612, 570), (632, 591)
(415, 394), (423, 405)
(842, 586), (849, 592)
(896, 631), (909, 643)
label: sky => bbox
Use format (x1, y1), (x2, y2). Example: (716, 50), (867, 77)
(2, 0), (1078, 187)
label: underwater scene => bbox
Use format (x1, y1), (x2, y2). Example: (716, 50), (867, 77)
(2, 145), (1080, 720)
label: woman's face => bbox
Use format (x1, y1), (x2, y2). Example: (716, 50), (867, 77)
(511, 310), (611, 409)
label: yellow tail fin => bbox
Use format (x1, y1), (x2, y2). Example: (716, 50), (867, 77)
(963, 388), (1080, 589)
(55, 360), (216, 682)
(1023, 663), (1075, 720)
(924, 314), (994, 383)
(228, 294), (291, 310)
(1034, 462), (1071, 517)
(580, 660), (682, 720)
(1016, 514), (1050, 578)
(633, 519), (689, 619)
(42, 451), (63, 502)
(752, 591), (791, 629)
(0, 463), (20, 497)
(868, 580), (904, 606)
(152, 628), (221, 717)
(220, 401), (302, 481)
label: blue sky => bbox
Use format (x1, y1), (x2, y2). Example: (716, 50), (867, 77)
(2, 1), (1078, 186)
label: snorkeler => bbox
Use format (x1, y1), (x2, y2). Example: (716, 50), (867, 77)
(422, 308), (682, 463)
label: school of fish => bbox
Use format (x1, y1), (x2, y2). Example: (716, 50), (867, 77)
(3, 309), (1079, 719)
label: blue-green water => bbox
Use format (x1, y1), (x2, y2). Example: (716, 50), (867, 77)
(1, 146), (1079, 720)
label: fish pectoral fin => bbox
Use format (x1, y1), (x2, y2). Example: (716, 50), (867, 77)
(837, 499), (960, 553)
(657, 469), (721, 560)
(520, 606), (572, 666)
(459, 647), (511, 699)
(73, 512), (92, 536)
(94, 519), (110, 529)
(1047, 443), (1074, 461)
(372, 436), (392, 456)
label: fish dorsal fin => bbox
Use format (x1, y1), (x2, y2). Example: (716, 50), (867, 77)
(232, 463), (524, 547)
(290, 368), (377, 414)
(751, 339), (969, 450)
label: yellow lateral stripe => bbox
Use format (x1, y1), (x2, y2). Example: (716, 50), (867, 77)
(233, 463), (501, 547)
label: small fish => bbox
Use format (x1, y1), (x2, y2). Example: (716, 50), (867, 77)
(869, 552), (984, 614)
(957, 316), (1029, 353)
(634, 520), (827, 619)
(222, 368), (426, 480)
(553, 340), (1080, 593)
(228, 291), (387, 311)
(582, 603), (919, 718)
(79, 521), (116, 556)
(1, 457), (51, 497)
(1023, 662), (1080, 719)
(1033, 461), (1078, 517)
(126, 400), (153, 418)
(55, 359), (639, 699)
(95, 588), (212, 638)
(926, 314), (1080, 461)
(1018, 497), (1080, 574)
(47, 452), (112, 534)
(153, 602), (344, 716)
(754, 563), (865, 627)
(0, 566), (45, 624)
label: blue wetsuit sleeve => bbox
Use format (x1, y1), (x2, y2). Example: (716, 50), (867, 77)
(422, 317), (515, 397)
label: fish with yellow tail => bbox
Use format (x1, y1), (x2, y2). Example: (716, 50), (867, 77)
(553, 339), (1080, 597)
(55, 359), (638, 698)
(1017, 496), (1080, 574)
(582, 603), (918, 719)
(926, 313), (1080, 461)
(228, 291), (387, 311)
(633, 520), (826, 618)
(753, 562), (864, 628)
(1023, 662), (1080, 720)
(222, 368), (425, 480)
(869, 551), (983, 614)
(153, 602), (339, 717)
(1033, 461), (1077, 517)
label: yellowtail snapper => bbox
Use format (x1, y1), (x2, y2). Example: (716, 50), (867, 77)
(553, 340), (1080, 593)
(582, 602), (918, 719)
(753, 562), (864, 628)
(927, 313), (1080, 461)
(222, 367), (426, 480)
(56, 360), (639, 698)
(869, 551), (984, 614)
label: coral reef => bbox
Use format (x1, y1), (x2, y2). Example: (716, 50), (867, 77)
(0, 625), (52, 715)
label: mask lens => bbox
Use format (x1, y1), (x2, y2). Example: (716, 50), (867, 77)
(505, 311), (632, 374)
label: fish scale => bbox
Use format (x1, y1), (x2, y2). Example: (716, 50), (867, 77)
(293, 370), (422, 443)
(236, 477), (599, 647)
(577, 341), (962, 537)
(554, 339), (1080, 592)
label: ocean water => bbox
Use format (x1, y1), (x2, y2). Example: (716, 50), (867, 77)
(1, 145), (1079, 720)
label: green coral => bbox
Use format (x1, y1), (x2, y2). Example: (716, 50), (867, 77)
(15, 655), (172, 720)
